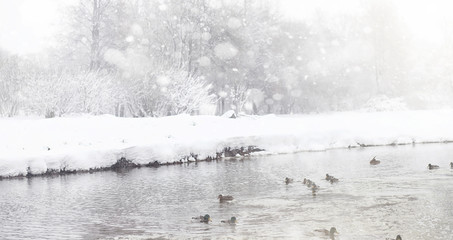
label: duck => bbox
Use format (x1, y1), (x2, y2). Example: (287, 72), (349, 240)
(218, 194), (234, 202)
(325, 174), (332, 181)
(315, 227), (339, 239)
(311, 183), (319, 191)
(221, 216), (237, 224)
(386, 235), (402, 240)
(285, 177), (294, 184)
(428, 164), (439, 170)
(312, 188), (317, 196)
(370, 156), (381, 165)
(311, 185), (319, 196)
(330, 177), (339, 184)
(192, 214), (211, 223)
(450, 162), (453, 169)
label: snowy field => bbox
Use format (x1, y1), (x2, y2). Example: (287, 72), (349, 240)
(1, 109), (453, 178)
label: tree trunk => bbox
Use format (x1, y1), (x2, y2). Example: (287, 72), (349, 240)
(90, 0), (101, 71)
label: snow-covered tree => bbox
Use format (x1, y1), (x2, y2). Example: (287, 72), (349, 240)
(0, 54), (23, 117)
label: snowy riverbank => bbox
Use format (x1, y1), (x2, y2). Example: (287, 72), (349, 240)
(1, 109), (453, 178)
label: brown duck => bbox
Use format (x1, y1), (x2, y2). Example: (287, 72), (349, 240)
(285, 177), (294, 184)
(315, 227), (339, 239)
(370, 156), (381, 165)
(218, 194), (234, 202)
(428, 164), (439, 170)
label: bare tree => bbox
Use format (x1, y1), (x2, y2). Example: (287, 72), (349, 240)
(59, 0), (130, 71)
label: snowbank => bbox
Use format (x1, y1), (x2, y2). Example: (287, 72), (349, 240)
(1, 110), (453, 178)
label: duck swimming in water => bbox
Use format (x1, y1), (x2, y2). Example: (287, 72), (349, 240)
(311, 184), (319, 196)
(386, 235), (402, 240)
(221, 216), (237, 224)
(428, 164), (439, 170)
(370, 156), (381, 165)
(311, 183), (319, 190)
(312, 189), (317, 196)
(218, 194), (234, 202)
(285, 177), (294, 184)
(330, 177), (339, 184)
(315, 227), (339, 239)
(192, 214), (211, 223)
(325, 174), (332, 181)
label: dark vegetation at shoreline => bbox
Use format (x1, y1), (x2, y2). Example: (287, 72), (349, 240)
(0, 146), (264, 181)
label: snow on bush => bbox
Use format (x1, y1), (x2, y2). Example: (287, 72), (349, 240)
(23, 72), (119, 117)
(24, 73), (79, 117)
(362, 95), (408, 112)
(122, 68), (215, 117)
(164, 71), (215, 115)
(0, 57), (22, 117)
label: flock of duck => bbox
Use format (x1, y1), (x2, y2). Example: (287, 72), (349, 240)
(371, 156), (453, 170)
(192, 195), (237, 225)
(192, 156), (453, 239)
(284, 173), (339, 198)
(193, 194), (340, 238)
(283, 174), (342, 238)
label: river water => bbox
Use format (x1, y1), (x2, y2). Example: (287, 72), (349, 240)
(1, 144), (453, 239)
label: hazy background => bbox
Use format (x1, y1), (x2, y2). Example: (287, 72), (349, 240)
(1, 0), (453, 118)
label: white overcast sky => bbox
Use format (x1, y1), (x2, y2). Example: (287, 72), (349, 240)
(0, 0), (452, 55)
(0, 0), (63, 54)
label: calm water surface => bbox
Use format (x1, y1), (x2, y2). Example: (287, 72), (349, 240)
(1, 144), (453, 239)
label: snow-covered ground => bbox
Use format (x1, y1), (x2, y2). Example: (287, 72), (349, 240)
(1, 109), (453, 178)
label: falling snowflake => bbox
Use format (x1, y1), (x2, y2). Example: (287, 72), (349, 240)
(265, 98), (274, 105)
(125, 36), (134, 43)
(272, 93), (283, 101)
(158, 4), (168, 11)
(214, 42), (238, 60)
(131, 24), (143, 36)
(156, 76), (170, 87)
(227, 17), (242, 29)
(198, 56), (211, 67)
(290, 89), (302, 97)
(218, 91), (228, 98)
(201, 32), (211, 41)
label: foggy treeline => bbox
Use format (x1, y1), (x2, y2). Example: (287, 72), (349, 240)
(1, 0), (453, 118)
